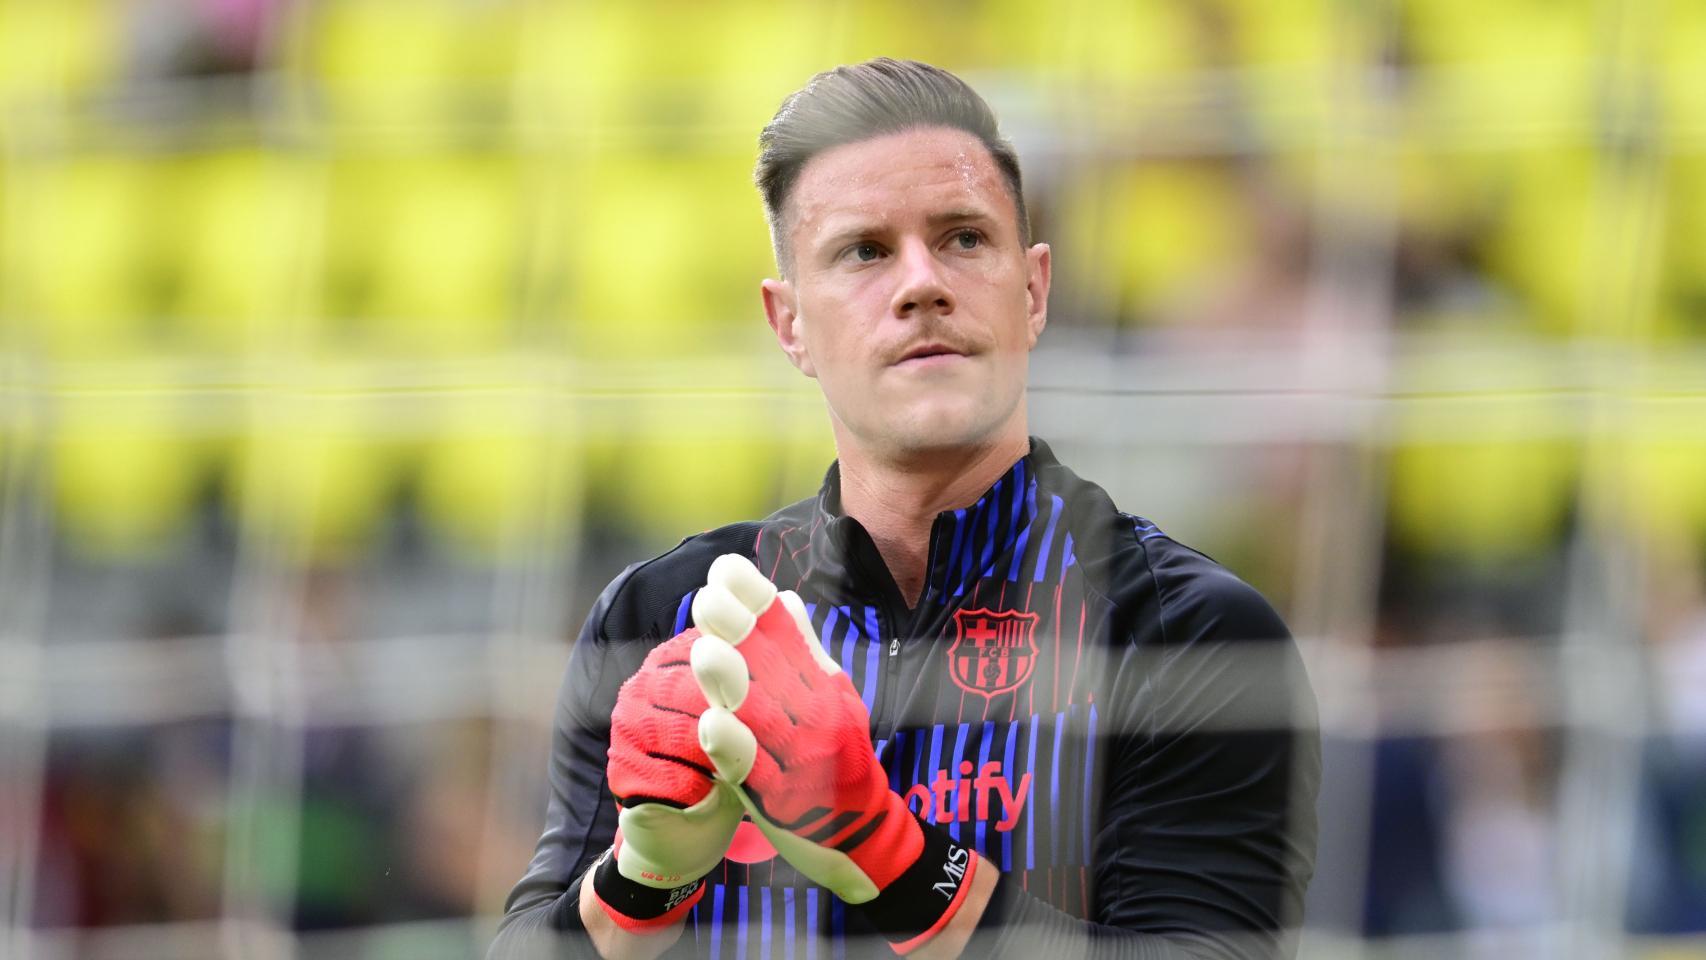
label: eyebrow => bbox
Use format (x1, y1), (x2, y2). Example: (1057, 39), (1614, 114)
(814, 207), (997, 256)
(925, 207), (995, 228)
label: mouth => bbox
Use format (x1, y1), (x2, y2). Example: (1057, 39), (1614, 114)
(893, 342), (968, 367)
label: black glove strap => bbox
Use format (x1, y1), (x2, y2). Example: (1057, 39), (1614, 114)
(591, 847), (706, 922)
(855, 818), (977, 947)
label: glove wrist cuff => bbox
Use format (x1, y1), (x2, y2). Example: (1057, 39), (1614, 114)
(590, 848), (707, 933)
(854, 817), (981, 954)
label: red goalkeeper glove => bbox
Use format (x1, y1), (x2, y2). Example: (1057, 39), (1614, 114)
(596, 629), (745, 932)
(688, 554), (982, 953)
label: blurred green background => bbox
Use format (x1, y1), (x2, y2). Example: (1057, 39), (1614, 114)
(2, 1), (1704, 958)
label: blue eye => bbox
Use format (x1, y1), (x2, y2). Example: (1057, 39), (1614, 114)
(954, 230), (981, 250)
(852, 243), (881, 262)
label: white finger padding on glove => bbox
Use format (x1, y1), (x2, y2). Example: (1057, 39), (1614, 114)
(778, 589), (841, 676)
(692, 554), (779, 647)
(690, 632), (748, 710)
(710, 553), (778, 610)
(697, 706), (756, 784)
(691, 583), (754, 646)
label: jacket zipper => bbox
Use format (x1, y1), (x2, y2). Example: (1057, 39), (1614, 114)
(871, 611), (905, 752)
(870, 526), (942, 748)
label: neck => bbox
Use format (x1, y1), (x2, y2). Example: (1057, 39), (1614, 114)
(834, 428), (1030, 608)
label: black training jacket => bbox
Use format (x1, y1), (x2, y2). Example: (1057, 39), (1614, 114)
(491, 437), (1319, 960)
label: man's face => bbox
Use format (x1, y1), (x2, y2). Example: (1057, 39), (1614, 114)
(761, 126), (1051, 460)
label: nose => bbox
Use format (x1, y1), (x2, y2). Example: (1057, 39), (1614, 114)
(889, 237), (954, 319)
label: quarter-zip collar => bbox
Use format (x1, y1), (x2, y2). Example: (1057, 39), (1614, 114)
(802, 437), (1057, 611)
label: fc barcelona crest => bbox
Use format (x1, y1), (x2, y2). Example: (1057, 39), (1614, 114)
(947, 608), (1041, 698)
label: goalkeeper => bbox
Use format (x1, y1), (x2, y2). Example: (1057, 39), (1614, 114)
(492, 58), (1319, 960)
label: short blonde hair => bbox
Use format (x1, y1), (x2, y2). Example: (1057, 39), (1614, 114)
(754, 58), (1030, 274)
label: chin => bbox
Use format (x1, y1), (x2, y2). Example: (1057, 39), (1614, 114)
(876, 396), (1013, 456)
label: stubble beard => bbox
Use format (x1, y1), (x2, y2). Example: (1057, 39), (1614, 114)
(856, 374), (1026, 467)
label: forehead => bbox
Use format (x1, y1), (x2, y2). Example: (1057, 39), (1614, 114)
(787, 126), (1015, 241)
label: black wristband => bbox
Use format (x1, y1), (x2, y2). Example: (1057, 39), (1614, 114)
(854, 817), (978, 946)
(590, 847), (705, 923)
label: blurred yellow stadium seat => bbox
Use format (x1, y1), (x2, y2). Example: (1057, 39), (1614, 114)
(0, 154), (8, 338)
(815, 0), (1008, 76)
(1661, 0), (1706, 143)
(591, 393), (785, 545)
(513, 1), (648, 134)
(547, 151), (773, 360)
(1388, 346), (1580, 564)
(1394, 140), (1481, 240)
(1401, 0), (1595, 66)
(1064, 0), (1202, 92)
(1392, 431), (1576, 566)
(166, 149), (316, 355)
(517, 0), (823, 138)
(318, 152), (521, 356)
(1222, 0), (1336, 68)
(775, 419), (840, 503)
(1399, 0), (1596, 131)
(232, 395), (405, 561)
(1390, 431), (1578, 565)
(4, 154), (162, 357)
(972, 0), (1069, 78)
(1617, 396), (1706, 548)
(1219, 0), (1342, 144)
(1059, 159), (1249, 325)
(0, 0), (123, 107)
(295, 0), (519, 129)
(418, 394), (563, 557)
(52, 394), (207, 559)
(1395, 142), (1601, 338)
(1659, 154), (1706, 340)
(1480, 148), (1597, 337)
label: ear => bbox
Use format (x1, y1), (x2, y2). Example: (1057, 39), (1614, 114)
(762, 278), (816, 378)
(1023, 242), (1051, 348)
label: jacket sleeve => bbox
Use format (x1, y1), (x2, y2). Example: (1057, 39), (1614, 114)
(487, 565), (654, 960)
(971, 564), (1321, 960)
